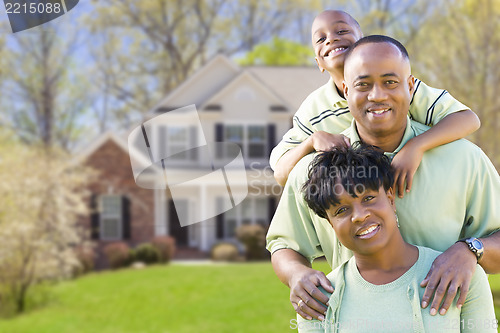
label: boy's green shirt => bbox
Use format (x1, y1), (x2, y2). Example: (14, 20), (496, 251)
(270, 78), (469, 170)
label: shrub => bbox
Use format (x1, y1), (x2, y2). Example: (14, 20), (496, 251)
(73, 245), (95, 276)
(103, 242), (132, 269)
(132, 243), (161, 265)
(236, 224), (269, 260)
(210, 242), (240, 262)
(151, 236), (176, 263)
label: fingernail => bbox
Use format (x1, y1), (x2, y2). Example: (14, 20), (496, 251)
(406, 189), (410, 192)
(307, 316), (312, 320)
(421, 301), (428, 308)
(430, 308), (437, 316)
(318, 315), (325, 321)
(440, 308), (446, 315)
(326, 302), (330, 306)
(457, 304), (462, 310)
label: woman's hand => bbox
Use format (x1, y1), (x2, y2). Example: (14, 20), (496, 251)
(391, 139), (424, 198)
(309, 131), (350, 152)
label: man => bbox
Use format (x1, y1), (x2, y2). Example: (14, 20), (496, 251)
(266, 35), (500, 322)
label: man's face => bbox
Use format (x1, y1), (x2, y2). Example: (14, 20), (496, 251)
(343, 42), (415, 138)
(311, 11), (362, 74)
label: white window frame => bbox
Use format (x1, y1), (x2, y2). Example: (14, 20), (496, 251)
(165, 126), (190, 161)
(224, 124), (267, 161)
(99, 195), (122, 241)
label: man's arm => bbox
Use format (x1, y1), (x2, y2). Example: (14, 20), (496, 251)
(271, 249), (332, 321)
(420, 229), (500, 317)
(392, 109), (480, 197)
(420, 148), (500, 316)
(274, 132), (350, 186)
(479, 230), (500, 273)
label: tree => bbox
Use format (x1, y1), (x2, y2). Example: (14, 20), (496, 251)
(0, 136), (94, 315)
(1, 23), (92, 150)
(237, 37), (313, 66)
(410, 0), (500, 169)
(85, 0), (321, 128)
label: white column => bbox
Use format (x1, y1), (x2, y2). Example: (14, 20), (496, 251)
(199, 184), (209, 251)
(154, 188), (167, 236)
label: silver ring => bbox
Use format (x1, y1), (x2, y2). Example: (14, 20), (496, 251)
(298, 299), (304, 307)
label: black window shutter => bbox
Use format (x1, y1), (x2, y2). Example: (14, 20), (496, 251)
(189, 126), (198, 160)
(215, 123), (224, 158)
(216, 213), (224, 239)
(90, 194), (100, 240)
(122, 196), (131, 240)
(215, 123), (223, 141)
(267, 124), (276, 156)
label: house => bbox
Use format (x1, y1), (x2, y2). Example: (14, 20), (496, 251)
(79, 55), (329, 267)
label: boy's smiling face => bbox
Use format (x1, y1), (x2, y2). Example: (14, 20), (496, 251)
(311, 10), (362, 74)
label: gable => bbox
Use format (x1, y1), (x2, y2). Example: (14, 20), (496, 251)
(201, 71), (289, 120)
(247, 66), (329, 111)
(153, 55), (240, 112)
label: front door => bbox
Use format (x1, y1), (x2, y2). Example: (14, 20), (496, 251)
(168, 199), (188, 246)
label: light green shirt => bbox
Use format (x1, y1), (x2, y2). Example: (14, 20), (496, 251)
(266, 118), (500, 268)
(270, 78), (470, 170)
(296, 247), (497, 333)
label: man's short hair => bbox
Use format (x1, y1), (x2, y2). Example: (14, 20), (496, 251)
(302, 144), (394, 219)
(344, 35), (410, 66)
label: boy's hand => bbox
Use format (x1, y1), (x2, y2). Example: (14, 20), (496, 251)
(391, 141), (424, 198)
(309, 131), (350, 152)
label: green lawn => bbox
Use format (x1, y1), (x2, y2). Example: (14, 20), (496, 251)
(0, 261), (498, 333)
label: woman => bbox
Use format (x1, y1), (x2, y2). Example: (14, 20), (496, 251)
(298, 145), (496, 332)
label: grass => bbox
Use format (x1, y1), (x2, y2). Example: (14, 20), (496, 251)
(0, 261), (498, 333)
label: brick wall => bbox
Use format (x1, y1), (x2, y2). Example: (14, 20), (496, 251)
(82, 138), (156, 268)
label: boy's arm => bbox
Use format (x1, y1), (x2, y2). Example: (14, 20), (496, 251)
(392, 109), (480, 197)
(274, 132), (350, 186)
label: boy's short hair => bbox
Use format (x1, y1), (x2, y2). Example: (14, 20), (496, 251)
(302, 144), (394, 219)
(344, 35), (410, 66)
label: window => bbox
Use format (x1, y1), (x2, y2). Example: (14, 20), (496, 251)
(220, 197), (269, 239)
(223, 125), (267, 160)
(164, 126), (189, 160)
(100, 195), (122, 240)
(248, 126), (266, 158)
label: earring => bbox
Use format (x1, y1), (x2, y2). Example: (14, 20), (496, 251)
(395, 212), (400, 228)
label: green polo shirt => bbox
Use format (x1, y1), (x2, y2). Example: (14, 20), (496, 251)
(266, 117), (500, 269)
(270, 78), (470, 170)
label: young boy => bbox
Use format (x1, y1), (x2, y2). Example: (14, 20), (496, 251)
(271, 10), (480, 197)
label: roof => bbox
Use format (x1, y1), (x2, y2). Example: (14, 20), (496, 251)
(152, 55), (330, 114)
(246, 66), (330, 111)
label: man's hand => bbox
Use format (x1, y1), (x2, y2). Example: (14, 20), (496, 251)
(310, 131), (350, 152)
(289, 266), (334, 321)
(391, 140), (424, 198)
(420, 241), (477, 315)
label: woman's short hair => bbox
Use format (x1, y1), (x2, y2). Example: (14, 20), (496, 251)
(302, 144), (394, 219)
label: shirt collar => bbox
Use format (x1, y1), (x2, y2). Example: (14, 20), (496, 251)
(325, 78), (348, 108)
(348, 116), (416, 158)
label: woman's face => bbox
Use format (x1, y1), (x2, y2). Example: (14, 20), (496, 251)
(325, 184), (398, 255)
